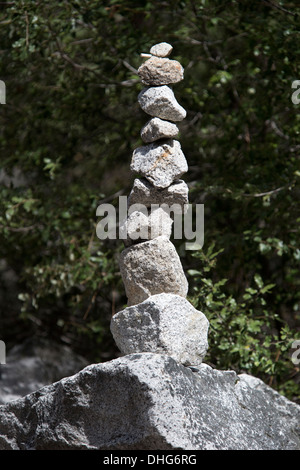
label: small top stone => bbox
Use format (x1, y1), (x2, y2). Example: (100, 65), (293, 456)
(150, 42), (173, 58)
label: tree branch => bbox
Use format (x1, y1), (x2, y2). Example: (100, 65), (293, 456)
(242, 186), (287, 198)
(261, 0), (297, 16)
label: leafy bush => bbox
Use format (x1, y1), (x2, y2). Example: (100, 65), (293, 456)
(0, 0), (299, 401)
(187, 243), (300, 399)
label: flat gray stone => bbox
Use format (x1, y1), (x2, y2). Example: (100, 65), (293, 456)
(119, 207), (173, 246)
(110, 293), (209, 366)
(130, 140), (188, 189)
(119, 236), (188, 306)
(138, 85), (186, 122)
(150, 42), (173, 57)
(141, 117), (179, 143)
(0, 338), (88, 405)
(0, 353), (299, 450)
(138, 57), (184, 86)
(128, 178), (189, 214)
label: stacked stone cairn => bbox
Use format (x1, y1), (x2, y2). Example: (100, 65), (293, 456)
(110, 43), (209, 367)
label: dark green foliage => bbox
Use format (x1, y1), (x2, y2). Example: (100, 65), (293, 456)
(0, 0), (299, 400)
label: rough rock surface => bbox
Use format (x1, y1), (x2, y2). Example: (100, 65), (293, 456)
(130, 139), (188, 189)
(119, 207), (173, 246)
(138, 85), (186, 122)
(119, 236), (188, 305)
(110, 293), (209, 366)
(0, 353), (299, 450)
(0, 338), (89, 405)
(141, 117), (179, 143)
(138, 57), (184, 86)
(150, 42), (173, 57)
(128, 178), (189, 214)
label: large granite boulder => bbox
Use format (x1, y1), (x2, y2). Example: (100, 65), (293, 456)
(0, 353), (299, 450)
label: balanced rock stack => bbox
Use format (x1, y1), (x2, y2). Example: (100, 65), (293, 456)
(111, 43), (209, 367)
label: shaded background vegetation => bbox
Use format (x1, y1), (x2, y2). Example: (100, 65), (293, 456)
(0, 0), (299, 401)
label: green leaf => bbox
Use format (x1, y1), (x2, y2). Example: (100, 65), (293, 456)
(254, 274), (263, 289)
(260, 284), (276, 294)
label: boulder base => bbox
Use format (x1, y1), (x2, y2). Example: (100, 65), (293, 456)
(0, 353), (299, 450)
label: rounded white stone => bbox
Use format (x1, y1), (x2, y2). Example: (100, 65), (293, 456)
(138, 85), (186, 122)
(150, 42), (173, 57)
